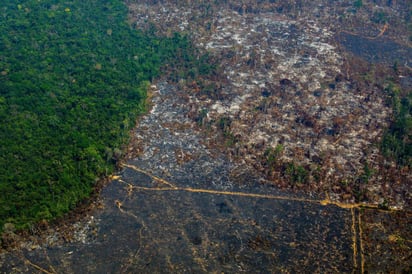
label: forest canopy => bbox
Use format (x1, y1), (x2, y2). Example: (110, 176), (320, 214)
(0, 0), (203, 232)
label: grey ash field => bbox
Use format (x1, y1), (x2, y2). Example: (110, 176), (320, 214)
(128, 0), (411, 208)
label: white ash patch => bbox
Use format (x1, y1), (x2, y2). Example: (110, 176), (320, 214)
(127, 2), (401, 204)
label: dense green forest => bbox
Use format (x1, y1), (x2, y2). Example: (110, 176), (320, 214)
(0, 0), (208, 232)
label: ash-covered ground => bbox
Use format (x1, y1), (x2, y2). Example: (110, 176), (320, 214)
(129, 0), (411, 208)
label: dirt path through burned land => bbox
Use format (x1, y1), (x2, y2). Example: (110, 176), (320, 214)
(1, 82), (410, 273)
